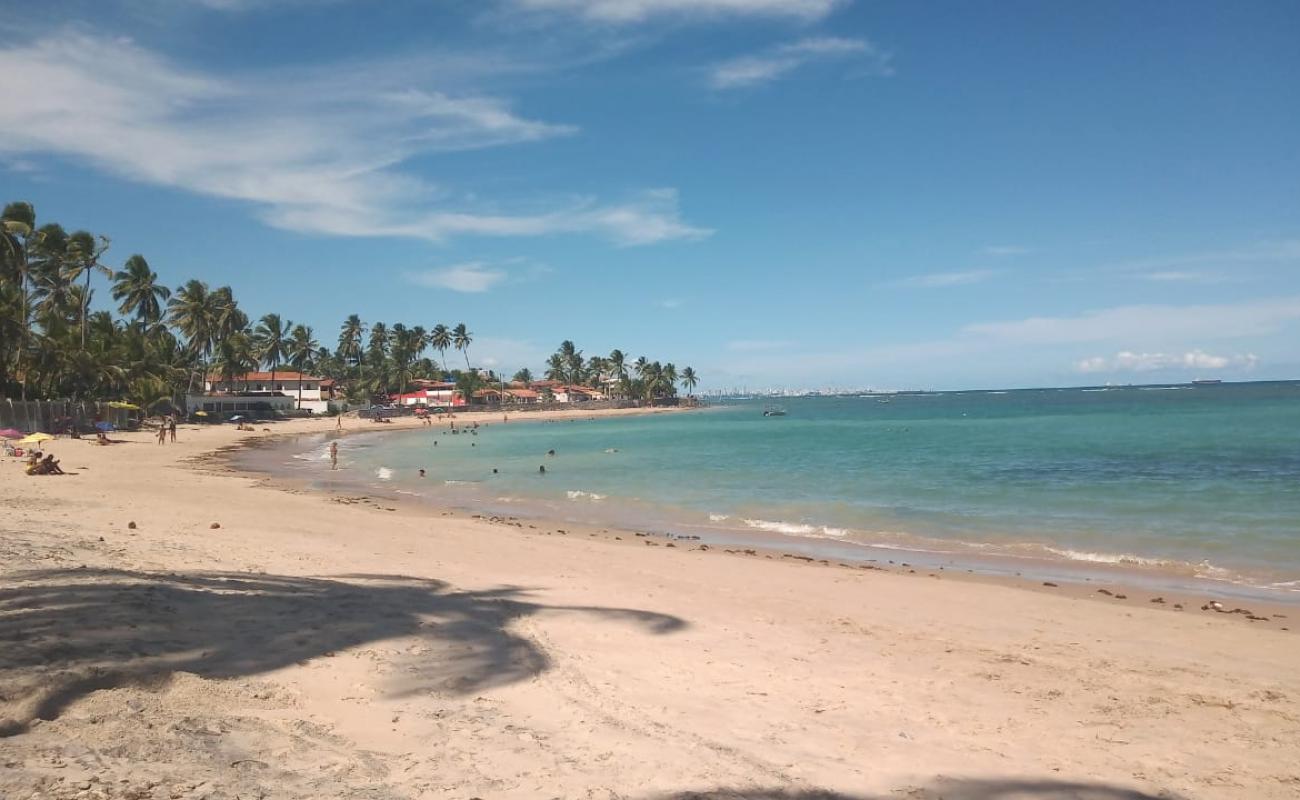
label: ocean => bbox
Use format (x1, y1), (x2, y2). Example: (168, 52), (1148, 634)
(262, 381), (1300, 599)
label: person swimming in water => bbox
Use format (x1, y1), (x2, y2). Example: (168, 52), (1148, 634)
(418, 468), (426, 478)
(538, 465), (546, 474)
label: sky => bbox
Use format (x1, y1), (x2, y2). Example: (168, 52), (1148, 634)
(1, 0), (1298, 391)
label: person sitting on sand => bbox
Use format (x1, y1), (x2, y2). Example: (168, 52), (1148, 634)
(96, 431), (110, 445)
(42, 454), (64, 475)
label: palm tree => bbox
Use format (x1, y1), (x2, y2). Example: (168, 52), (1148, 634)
(112, 255), (170, 332)
(337, 314), (365, 379)
(367, 321), (390, 363)
(254, 313), (292, 399)
(211, 286), (247, 341)
(214, 330), (256, 394)
(430, 323), (451, 375)
(513, 367), (533, 386)
(62, 230), (111, 350)
(2, 202), (37, 398)
(452, 323), (473, 371)
(168, 279), (220, 392)
(633, 356), (649, 378)
(662, 362), (678, 393)
(545, 353), (565, 382)
(681, 366), (698, 396)
(288, 324), (319, 410)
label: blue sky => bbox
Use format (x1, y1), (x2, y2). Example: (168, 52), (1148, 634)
(2, 0), (1298, 390)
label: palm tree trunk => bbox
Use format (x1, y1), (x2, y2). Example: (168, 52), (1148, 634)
(81, 268), (90, 351)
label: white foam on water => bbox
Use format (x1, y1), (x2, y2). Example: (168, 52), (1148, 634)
(375, 467), (393, 481)
(1044, 547), (1171, 567)
(742, 518), (849, 538)
(566, 490), (607, 501)
(708, 513), (731, 522)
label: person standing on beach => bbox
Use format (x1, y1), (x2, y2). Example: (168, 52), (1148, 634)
(330, 441), (339, 470)
(157, 423), (166, 445)
(336, 414), (342, 430)
(168, 417), (177, 443)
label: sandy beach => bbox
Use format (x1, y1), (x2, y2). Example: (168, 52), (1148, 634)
(3, 412), (1299, 800)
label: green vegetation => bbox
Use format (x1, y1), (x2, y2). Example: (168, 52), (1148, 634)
(2, 200), (699, 408)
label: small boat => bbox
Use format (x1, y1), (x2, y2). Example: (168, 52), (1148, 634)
(1191, 378), (1222, 385)
(762, 405), (787, 417)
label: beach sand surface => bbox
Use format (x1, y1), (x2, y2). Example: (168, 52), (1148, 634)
(2, 412), (1298, 800)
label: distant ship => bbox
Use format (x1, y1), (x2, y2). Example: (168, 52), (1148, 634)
(1191, 379), (1223, 385)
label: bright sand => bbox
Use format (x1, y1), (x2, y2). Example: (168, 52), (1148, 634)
(2, 411), (1298, 800)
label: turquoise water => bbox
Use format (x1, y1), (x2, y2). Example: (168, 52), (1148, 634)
(278, 382), (1300, 593)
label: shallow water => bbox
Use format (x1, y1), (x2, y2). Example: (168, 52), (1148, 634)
(261, 382), (1300, 597)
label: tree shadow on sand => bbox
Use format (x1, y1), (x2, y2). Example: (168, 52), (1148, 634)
(0, 568), (685, 736)
(646, 779), (1185, 799)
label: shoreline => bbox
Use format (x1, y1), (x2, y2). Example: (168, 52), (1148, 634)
(227, 419), (1300, 618)
(3, 412), (1299, 798)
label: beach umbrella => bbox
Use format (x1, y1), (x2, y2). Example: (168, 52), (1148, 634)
(17, 432), (55, 445)
(193, 410), (209, 417)
(0, 428), (23, 439)
(229, 415), (245, 421)
(95, 421), (116, 432)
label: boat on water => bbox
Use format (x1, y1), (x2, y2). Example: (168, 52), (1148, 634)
(763, 405), (787, 417)
(1192, 378), (1222, 385)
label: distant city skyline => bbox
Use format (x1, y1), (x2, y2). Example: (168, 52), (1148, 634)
(2, 1), (1297, 390)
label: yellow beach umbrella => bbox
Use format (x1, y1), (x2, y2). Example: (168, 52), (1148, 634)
(17, 432), (55, 445)
(193, 410), (209, 417)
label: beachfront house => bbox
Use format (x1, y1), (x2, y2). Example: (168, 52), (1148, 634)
(191, 371), (339, 415)
(503, 388), (540, 405)
(553, 385), (606, 403)
(391, 381), (459, 408)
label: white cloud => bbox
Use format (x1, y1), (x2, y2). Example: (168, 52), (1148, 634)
(709, 36), (888, 89)
(512, 0), (843, 23)
(659, 298), (684, 309)
(963, 296), (1300, 345)
(0, 32), (707, 246)
(405, 263), (508, 293)
(726, 339), (794, 352)
(895, 269), (997, 289)
(1074, 350), (1259, 374)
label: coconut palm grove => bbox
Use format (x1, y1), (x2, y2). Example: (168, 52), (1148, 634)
(1, 201), (697, 411)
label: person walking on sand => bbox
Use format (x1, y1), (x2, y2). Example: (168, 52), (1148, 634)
(337, 414), (343, 430)
(157, 423), (167, 445)
(330, 441), (339, 470)
(168, 417), (177, 443)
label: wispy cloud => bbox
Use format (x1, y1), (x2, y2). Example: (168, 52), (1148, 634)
(726, 339), (794, 352)
(709, 36), (889, 90)
(982, 244), (1030, 256)
(405, 263), (509, 293)
(1074, 350), (1258, 374)
(964, 296), (1300, 345)
(1109, 240), (1300, 277)
(1140, 270), (1227, 283)
(894, 269), (997, 289)
(0, 32), (708, 246)
(512, 0), (844, 23)
(658, 298), (684, 309)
